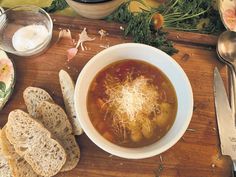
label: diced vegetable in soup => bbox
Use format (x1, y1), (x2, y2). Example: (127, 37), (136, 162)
(87, 60), (177, 148)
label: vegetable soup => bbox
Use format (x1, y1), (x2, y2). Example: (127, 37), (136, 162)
(87, 60), (177, 148)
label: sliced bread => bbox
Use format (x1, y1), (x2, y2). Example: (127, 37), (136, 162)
(0, 127), (42, 177)
(0, 130), (12, 177)
(59, 70), (83, 135)
(0, 128), (15, 159)
(0, 154), (11, 177)
(23, 87), (53, 118)
(58, 135), (80, 172)
(5, 110), (66, 177)
(37, 101), (80, 171)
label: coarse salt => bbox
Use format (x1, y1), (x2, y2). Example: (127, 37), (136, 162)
(12, 24), (49, 52)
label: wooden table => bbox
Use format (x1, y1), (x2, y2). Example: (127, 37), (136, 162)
(0, 15), (232, 177)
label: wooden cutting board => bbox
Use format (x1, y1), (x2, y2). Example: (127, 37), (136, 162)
(0, 15), (232, 177)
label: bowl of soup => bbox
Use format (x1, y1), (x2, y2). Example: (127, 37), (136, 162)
(74, 43), (193, 159)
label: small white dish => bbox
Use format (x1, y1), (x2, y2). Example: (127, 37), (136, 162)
(66, 0), (123, 19)
(74, 43), (193, 159)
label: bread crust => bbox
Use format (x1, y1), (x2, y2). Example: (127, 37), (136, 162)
(5, 110), (66, 177)
(23, 87), (53, 119)
(0, 127), (42, 177)
(0, 130), (12, 177)
(59, 70), (83, 135)
(37, 101), (80, 171)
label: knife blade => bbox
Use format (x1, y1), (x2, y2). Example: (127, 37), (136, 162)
(214, 67), (236, 175)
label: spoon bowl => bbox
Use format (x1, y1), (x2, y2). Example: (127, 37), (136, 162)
(218, 31), (236, 65)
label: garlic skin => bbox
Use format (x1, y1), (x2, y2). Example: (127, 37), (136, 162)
(66, 28), (95, 61)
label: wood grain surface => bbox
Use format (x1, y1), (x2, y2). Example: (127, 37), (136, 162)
(0, 15), (232, 177)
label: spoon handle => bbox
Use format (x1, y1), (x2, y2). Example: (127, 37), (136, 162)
(229, 65), (236, 126)
(232, 63), (236, 126)
(230, 67), (235, 116)
(229, 63), (236, 119)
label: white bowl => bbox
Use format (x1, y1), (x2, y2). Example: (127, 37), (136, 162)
(66, 0), (124, 19)
(74, 43), (193, 159)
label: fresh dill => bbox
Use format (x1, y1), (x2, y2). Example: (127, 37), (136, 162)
(154, 0), (224, 33)
(107, 0), (178, 55)
(108, 0), (224, 55)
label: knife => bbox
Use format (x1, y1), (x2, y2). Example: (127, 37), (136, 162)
(214, 67), (236, 176)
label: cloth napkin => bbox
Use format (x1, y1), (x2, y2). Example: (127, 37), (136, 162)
(0, 0), (77, 16)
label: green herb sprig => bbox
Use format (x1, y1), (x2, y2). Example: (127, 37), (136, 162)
(44, 0), (68, 13)
(155, 0), (224, 33)
(107, 0), (224, 55)
(107, 0), (178, 55)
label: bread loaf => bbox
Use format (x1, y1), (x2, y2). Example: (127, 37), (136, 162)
(5, 110), (66, 177)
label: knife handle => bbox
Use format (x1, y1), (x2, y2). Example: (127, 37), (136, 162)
(232, 160), (236, 177)
(232, 170), (236, 177)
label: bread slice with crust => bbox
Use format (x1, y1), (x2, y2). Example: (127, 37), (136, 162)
(0, 130), (12, 177)
(36, 101), (80, 172)
(23, 87), (53, 118)
(0, 127), (42, 177)
(58, 135), (80, 172)
(59, 70), (83, 135)
(5, 110), (66, 177)
(0, 154), (11, 177)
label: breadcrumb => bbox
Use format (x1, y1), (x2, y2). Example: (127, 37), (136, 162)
(98, 29), (109, 39)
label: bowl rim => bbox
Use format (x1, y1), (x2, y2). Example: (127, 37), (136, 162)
(66, 0), (121, 6)
(74, 43), (193, 159)
(72, 0), (112, 4)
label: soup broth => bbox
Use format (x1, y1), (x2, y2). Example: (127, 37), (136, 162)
(87, 60), (177, 148)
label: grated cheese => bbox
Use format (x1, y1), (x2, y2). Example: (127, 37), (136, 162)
(104, 74), (159, 131)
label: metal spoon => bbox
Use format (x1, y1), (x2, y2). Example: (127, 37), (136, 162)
(217, 33), (236, 177)
(216, 31), (236, 117)
(218, 31), (236, 73)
